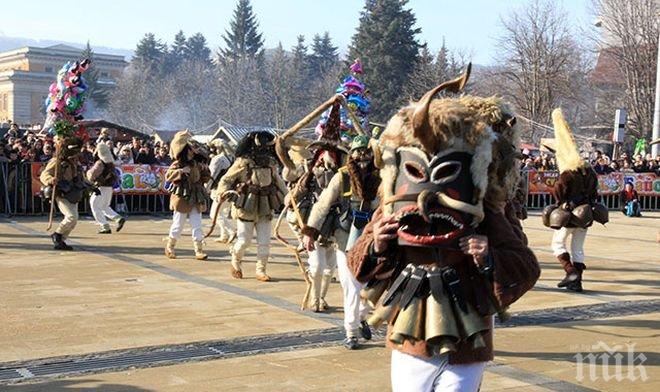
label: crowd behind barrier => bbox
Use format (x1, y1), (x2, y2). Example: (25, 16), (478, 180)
(1, 160), (659, 216)
(2, 122), (660, 216)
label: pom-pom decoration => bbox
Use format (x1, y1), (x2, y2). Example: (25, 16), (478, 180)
(43, 59), (91, 136)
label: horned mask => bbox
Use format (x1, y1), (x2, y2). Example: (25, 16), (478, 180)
(378, 64), (521, 248)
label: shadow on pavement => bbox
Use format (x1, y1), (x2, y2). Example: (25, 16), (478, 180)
(4, 379), (155, 392)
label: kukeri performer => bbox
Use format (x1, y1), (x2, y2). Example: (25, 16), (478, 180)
(543, 109), (608, 292)
(164, 130), (212, 260)
(87, 142), (126, 234)
(215, 131), (287, 281)
(347, 66), (540, 391)
(301, 135), (381, 349)
(207, 139), (236, 243)
(40, 136), (86, 251)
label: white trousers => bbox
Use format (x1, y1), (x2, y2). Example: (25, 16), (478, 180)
(336, 250), (369, 338)
(391, 351), (486, 392)
(55, 197), (78, 239)
(90, 186), (120, 227)
(169, 208), (203, 242)
(232, 218), (272, 274)
(307, 244), (337, 278)
(209, 199), (235, 238)
(551, 227), (587, 264)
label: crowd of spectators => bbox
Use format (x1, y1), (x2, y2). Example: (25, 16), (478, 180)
(0, 122), (172, 167)
(520, 148), (660, 176)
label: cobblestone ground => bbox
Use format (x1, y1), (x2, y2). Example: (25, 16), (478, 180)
(0, 211), (658, 391)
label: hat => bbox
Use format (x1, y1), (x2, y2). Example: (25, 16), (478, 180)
(350, 135), (370, 151)
(99, 128), (110, 136)
(170, 130), (193, 159)
(96, 142), (114, 164)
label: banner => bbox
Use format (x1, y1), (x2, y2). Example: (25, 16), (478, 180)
(116, 164), (169, 194)
(31, 163), (170, 196)
(527, 170), (660, 196)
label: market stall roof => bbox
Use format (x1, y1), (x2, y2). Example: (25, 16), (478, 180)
(77, 119), (148, 141)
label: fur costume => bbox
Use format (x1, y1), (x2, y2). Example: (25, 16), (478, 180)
(545, 109), (606, 292)
(40, 136), (87, 249)
(164, 130), (212, 260)
(347, 66), (540, 371)
(216, 131), (287, 281)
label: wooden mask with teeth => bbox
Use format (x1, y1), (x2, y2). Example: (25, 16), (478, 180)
(376, 64), (507, 248)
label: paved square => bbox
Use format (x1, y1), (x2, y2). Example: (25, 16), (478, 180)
(0, 211), (658, 391)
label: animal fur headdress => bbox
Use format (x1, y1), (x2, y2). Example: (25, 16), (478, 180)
(377, 64), (522, 228)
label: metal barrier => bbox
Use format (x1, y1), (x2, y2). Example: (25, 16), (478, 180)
(1, 161), (658, 216)
(0, 162), (172, 216)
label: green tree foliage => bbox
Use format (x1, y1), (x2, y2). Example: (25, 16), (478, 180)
(184, 33), (212, 65)
(219, 0), (265, 65)
(349, 0), (422, 121)
(80, 41), (108, 109)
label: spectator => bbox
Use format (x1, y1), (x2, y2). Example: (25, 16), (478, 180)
(620, 182), (641, 217)
(117, 145), (134, 164)
(79, 141), (95, 167)
(40, 144), (54, 162)
(632, 154), (647, 173)
(131, 137), (142, 160)
(593, 158), (613, 174)
(609, 161), (620, 172)
(135, 145), (156, 165)
(155, 146), (172, 166)
(621, 159), (634, 173)
(4, 123), (20, 140)
(22, 148), (38, 163)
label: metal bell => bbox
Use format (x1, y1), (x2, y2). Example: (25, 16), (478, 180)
(425, 294), (460, 350)
(361, 280), (388, 308)
(390, 296), (424, 343)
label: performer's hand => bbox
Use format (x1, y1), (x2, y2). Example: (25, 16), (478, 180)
(459, 235), (489, 265)
(302, 234), (315, 252)
(372, 214), (399, 254)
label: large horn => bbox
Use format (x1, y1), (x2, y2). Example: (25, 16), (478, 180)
(276, 94), (343, 170)
(411, 63), (472, 152)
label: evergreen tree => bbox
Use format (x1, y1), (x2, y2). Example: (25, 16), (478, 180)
(349, 0), (422, 121)
(167, 30), (187, 70)
(134, 33), (167, 66)
(184, 33), (212, 65)
(309, 32), (338, 76)
(219, 0), (264, 64)
(80, 41), (108, 109)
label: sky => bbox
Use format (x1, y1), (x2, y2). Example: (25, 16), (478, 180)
(0, 0), (595, 65)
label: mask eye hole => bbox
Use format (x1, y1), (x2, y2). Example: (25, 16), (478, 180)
(403, 161), (428, 183)
(430, 161), (462, 184)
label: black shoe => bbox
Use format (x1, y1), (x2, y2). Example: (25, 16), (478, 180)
(566, 280), (583, 292)
(98, 228), (111, 234)
(557, 272), (579, 288)
(359, 320), (372, 341)
(51, 233), (73, 251)
(116, 217), (126, 232)
(343, 337), (359, 350)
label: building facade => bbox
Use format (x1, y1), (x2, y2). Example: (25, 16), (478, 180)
(0, 44), (127, 125)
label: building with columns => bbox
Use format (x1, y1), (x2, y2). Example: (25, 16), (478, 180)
(0, 44), (127, 125)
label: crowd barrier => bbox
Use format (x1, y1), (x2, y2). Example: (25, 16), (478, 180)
(0, 162), (172, 216)
(1, 162), (659, 216)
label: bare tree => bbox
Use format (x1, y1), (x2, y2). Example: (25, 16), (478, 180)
(592, 0), (658, 138)
(495, 0), (587, 142)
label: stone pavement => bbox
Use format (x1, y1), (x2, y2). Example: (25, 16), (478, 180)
(0, 210), (658, 391)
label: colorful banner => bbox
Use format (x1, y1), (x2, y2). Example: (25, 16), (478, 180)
(31, 163), (170, 196)
(527, 170), (660, 196)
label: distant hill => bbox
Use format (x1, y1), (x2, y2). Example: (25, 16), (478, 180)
(0, 35), (133, 59)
